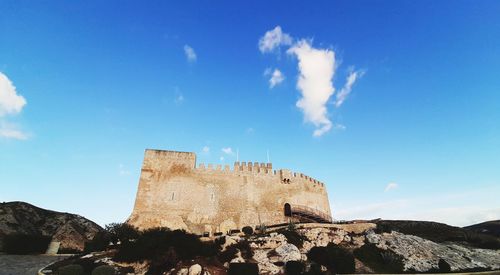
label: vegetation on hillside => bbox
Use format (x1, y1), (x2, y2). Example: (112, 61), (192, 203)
(464, 220), (500, 238)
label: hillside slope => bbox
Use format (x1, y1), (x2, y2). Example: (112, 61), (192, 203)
(374, 219), (500, 249)
(464, 220), (500, 238)
(0, 201), (103, 252)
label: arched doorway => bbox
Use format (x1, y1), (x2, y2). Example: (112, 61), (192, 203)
(284, 203), (292, 217)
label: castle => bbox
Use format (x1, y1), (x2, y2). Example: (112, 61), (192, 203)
(128, 149), (332, 236)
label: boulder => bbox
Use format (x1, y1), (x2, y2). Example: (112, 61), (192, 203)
(275, 243), (301, 262)
(188, 264), (202, 275)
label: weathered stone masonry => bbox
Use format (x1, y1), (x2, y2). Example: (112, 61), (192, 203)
(128, 149), (332, 235)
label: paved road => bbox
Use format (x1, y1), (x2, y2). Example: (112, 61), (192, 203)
(0, 255), (68, 275)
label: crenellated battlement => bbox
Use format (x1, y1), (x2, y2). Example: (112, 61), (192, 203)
(141, 149), (325, 187)
(194, 160), (324, 187)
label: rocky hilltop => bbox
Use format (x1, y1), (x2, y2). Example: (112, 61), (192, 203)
(225, 223), (500, 274)
(0, 201), (103, 252)
(43, 221), (500, 274)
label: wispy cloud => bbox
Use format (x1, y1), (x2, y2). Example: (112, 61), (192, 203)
(335, 69), (363, 107)
(264, 68), (285, 88)
(202, 146), (210, 153)
(258, 26), (292, 53)
(334, 124), (346, 131)
(385, 182), (399, 192)
(0, 125), (28, 140)
(183, 45), (197, 62)
(221, 147), (234, 155)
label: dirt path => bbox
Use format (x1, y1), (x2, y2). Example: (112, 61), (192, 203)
(0, 254), (68, 275)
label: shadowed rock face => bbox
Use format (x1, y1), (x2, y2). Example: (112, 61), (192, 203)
(0, 201), (103, 252)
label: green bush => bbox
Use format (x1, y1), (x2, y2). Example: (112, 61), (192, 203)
(105, 223), (140, 245)
(228, 263), (259, 275)
(305, 263), (323, 275)
(255, 224), (267, 234)
(218, 240), (253, 263)
(58, 264), (84, 275)
(218, 245), (238, 263)
(113, 227), (219, 274)
(307, 243), (355, 274)
(242, 226), (254, 236)
(234, 240), (253, 259)
(3, 234), (51, 254)
(91, 265), (116, 275)
(285, 261), (304, 275)
(84, 231), (110, 253)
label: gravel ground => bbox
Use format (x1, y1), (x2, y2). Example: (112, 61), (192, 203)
(0, 254), (68, 275)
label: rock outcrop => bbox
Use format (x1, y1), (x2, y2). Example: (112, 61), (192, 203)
(213, 223), (500, 274)
(39, 220), (500, 274)
(0, 201), (103, 252)
(366, 230), (500, 272)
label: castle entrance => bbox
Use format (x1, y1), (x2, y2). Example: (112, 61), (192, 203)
(284, 203), (292, 217)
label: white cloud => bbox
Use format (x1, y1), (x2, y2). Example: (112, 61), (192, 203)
(287, 40), (336, 137)
(258, 26), (292, 53)
(335, 69), (363, 107)
(183, 45), (197, 62)
(219, 156), (224, 161)
(202, 146), (210, 153)
(0, 126), (28, 140)
(0, 72), (26, 117)
(246, 127), (255, 134)
(265, 68), (285, 88)
(0, 73), (28, 140)
(221, 147), (234, 155)
(258, 27), (362, 136)
(385, 182), (399, 192)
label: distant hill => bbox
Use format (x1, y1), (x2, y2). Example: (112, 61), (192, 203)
(0, 201), (103, 252)
(374, 219), (500, 249)
(464, 220), (500, 238)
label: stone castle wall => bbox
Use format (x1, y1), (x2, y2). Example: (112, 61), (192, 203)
(127, 149), (332, 235)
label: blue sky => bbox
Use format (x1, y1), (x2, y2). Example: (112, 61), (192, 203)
(1, 1), (499, 227)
